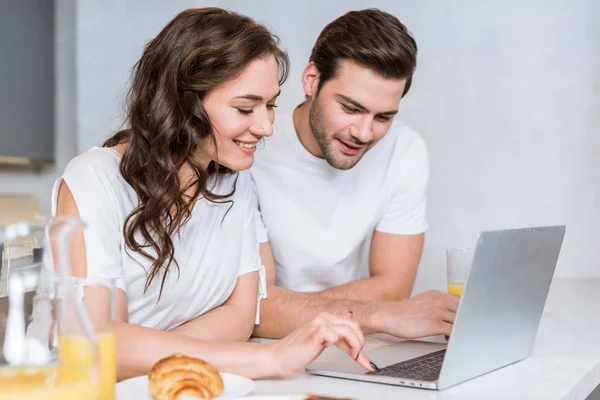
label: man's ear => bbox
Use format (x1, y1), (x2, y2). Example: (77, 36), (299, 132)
(301, 62), (320, 98)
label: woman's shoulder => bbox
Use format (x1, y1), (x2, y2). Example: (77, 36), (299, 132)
(208, 170), (253, 199)
(202, 171), (255, 219)
(60, 146), (134, 205)
(64, 146), (122, 178)
(231, 170), (254, 202)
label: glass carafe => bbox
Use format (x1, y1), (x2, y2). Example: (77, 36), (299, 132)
(0, 217), (100, 400)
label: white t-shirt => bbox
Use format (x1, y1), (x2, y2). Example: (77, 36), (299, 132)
(50, 147), (266, 330)
(250, 113), (429, 293)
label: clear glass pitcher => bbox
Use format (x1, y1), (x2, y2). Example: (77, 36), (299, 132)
(0, 217), (100, 400)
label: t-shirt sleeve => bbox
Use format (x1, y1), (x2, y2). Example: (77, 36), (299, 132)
(250, 173), (269, 243)
(375, 135), (430, 235)
(52, 156), (127, 293)
(236, 172), (267, 324)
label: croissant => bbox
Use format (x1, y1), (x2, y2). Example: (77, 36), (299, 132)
(148, 354), (225, 400)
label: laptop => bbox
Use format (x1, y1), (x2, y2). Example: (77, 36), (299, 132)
(306, 225), (566, 390)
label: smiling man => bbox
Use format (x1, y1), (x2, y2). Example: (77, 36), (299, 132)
(251, 9), (455, 339)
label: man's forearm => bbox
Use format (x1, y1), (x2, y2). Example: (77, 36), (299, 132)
(172, 304), (255, 342)
(253, 285), (380, 339)
(313, 275), (413, 302)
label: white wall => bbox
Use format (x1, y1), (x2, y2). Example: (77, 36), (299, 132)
(0, 0), (77, 215)
(76, 0), (197, 152)
(74, 0), (600, 286)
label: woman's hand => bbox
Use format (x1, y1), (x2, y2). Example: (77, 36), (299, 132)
(263, 312), (374, 377)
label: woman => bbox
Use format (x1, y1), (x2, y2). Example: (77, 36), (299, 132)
(53, 8), (372, 380)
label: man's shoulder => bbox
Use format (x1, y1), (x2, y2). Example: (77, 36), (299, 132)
(368, 119), (428, 170)
(385, 119), (427, 153)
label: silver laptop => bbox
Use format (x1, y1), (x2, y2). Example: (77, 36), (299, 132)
(306, 225), (566, 390)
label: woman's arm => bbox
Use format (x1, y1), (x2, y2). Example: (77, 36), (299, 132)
(117, 311), (373, 381)
(116, 322), (271, 380)
(56, 182), (265, 378)
(171, 271), (258, 342)
(57, 180), (372, 381)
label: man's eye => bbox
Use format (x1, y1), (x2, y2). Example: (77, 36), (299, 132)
(341, 104), (359, 114)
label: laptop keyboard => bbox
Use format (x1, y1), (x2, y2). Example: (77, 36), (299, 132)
(367, 349), (446, 382)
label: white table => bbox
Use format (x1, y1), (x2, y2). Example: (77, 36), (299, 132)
(250, 279), (600, 400)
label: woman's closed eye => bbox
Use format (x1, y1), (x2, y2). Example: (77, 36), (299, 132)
(236, 108), (254, 115)
(235, 103), (278, 116)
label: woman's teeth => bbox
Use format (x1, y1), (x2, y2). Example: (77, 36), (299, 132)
(235, 141), (256, 149)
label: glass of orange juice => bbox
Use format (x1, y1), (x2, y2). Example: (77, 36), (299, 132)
(446, 248), (474, 296)
(58, 277), (117, 400)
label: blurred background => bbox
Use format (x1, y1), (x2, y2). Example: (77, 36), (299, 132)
(0, 0), (598, 294)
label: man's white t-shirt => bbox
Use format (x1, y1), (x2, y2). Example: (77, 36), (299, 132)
(49, 147), (266, 330)
(250, 113), (429, 293)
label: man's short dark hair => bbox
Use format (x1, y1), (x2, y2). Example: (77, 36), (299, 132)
(309, 9), (418, 97)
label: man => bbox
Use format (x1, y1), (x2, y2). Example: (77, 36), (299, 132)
(251, 9), (457, 339)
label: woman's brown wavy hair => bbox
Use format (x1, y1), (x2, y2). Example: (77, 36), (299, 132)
(103, 8), (289, 297)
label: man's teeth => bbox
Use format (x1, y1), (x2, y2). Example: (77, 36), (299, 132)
(236, 142), (256, 149)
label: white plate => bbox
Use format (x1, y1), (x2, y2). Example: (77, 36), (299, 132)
(116, 372), (255, 399)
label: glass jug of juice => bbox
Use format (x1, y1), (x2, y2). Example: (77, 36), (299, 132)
(0, 217), (100, 400)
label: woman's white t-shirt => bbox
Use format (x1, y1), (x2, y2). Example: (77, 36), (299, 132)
(51, 147), (265, 330)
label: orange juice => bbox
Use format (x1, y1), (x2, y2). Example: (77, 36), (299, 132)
(58, 331), (117, 400)
(0, 365), (97, 400)
(447, 282), (464, 296)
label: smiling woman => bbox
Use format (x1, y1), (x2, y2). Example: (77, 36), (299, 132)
(37, 6), (372, 384)
(102, 9), (288, 297)
(198, 57), (282, 171)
